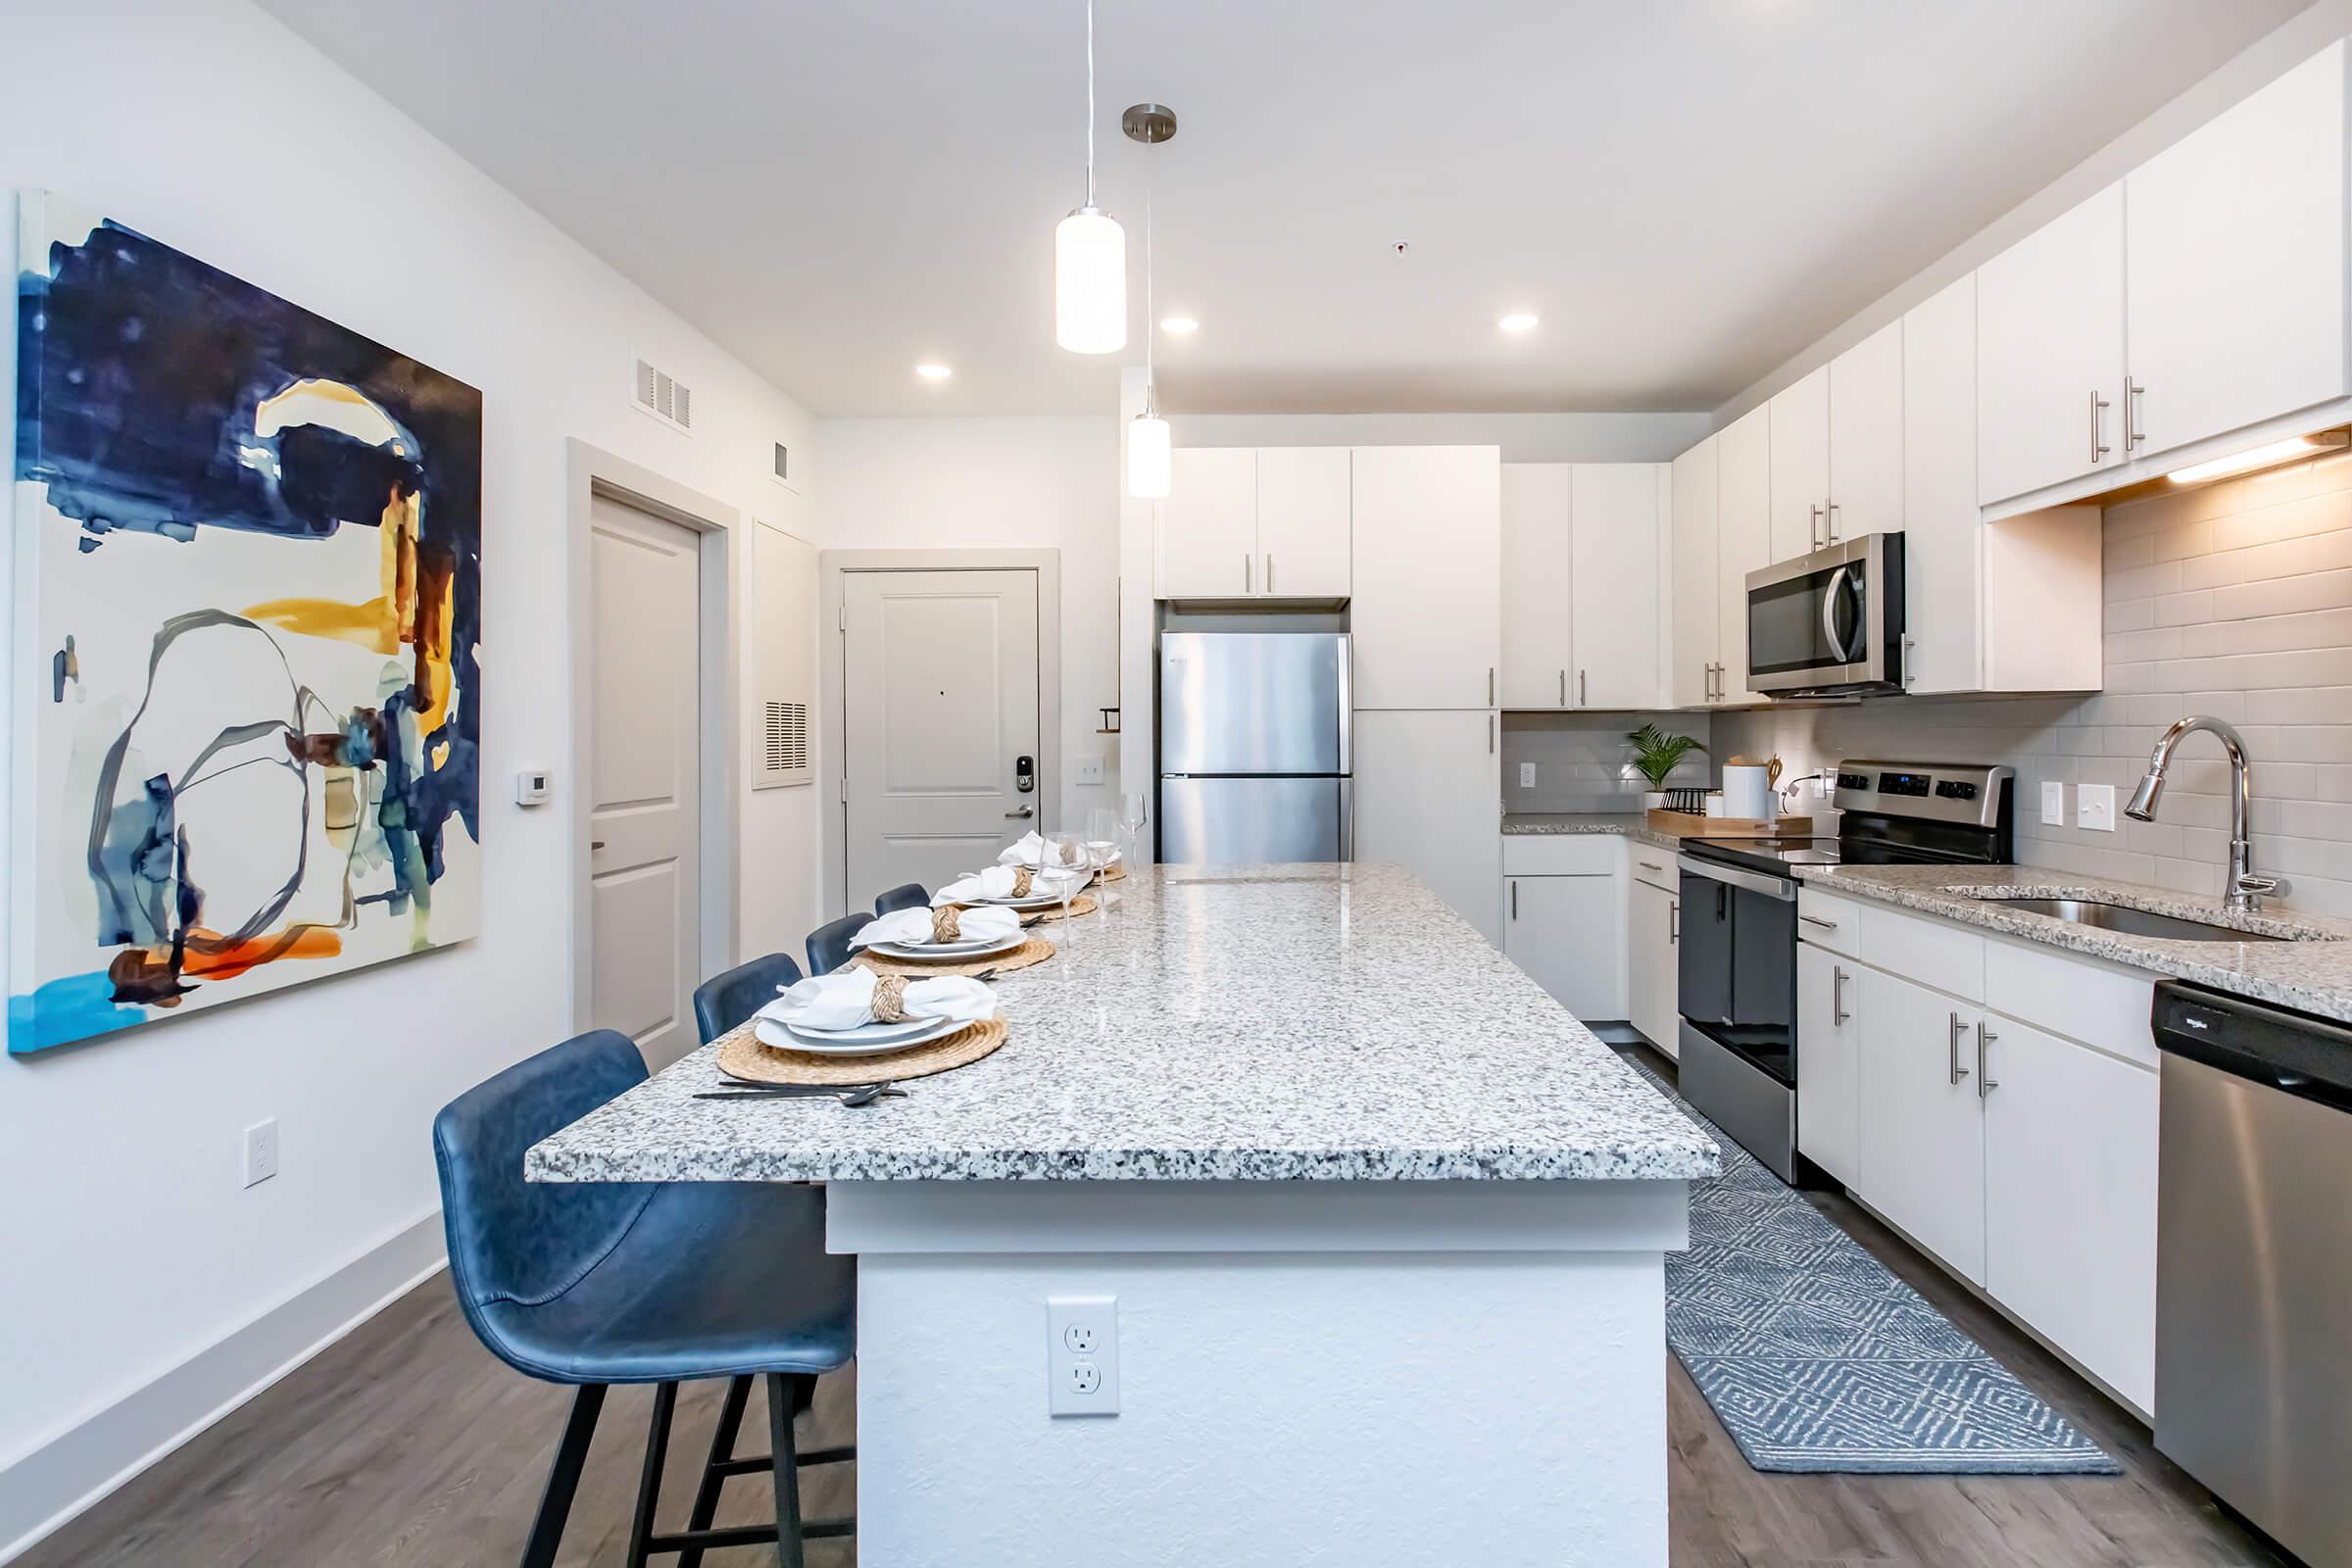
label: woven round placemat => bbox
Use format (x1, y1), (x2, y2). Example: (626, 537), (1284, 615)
(1018, 891), (1098, 924)
(850, 933), (1056, 978)
(716, 1015), (1007, 1086)
(1098, 861), (1127, 884)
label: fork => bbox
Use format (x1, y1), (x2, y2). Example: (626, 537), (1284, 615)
(696, 1081), (906, 1106)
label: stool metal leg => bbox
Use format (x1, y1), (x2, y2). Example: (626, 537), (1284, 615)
(677, 1375), (752, 1568)
(765, 1374), (805, 1568)
(625, 1381), (680, 1568)
(520, 1383), (607, 1568)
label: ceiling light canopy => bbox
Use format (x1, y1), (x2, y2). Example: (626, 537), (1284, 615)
(1498, 313), (1540, 333)
(2166, 431), (2347, 485)
(1054, 0), (1125, 355)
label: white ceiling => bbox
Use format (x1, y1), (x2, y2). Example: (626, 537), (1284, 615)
(261, 0), (2305, 417)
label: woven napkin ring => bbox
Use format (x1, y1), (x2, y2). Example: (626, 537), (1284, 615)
(930, 906), (962, 943)
(869, 973), (910, 1022)
(1011, 866), (1035, 897)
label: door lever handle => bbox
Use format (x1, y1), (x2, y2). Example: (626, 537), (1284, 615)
(1005, 806), (1035, 819)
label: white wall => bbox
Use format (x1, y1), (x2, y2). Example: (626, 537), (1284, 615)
(1169, 411), (1708, 464)
(0, 0), (819, 1555)
(814, 416), (1123, 832)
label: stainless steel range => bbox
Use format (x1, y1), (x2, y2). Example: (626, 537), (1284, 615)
(1675, 760), (2015, 1183)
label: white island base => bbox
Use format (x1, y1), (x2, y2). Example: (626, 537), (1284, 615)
(830, 1177), (1689, 1566)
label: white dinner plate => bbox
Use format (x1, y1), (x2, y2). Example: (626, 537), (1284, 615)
(979, 888), (1079, 909)
(756, 1013), (963, 1057)
(866, 929), (1026, 961)
(780, 1013), (940, 1044)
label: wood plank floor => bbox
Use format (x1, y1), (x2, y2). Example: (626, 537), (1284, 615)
(21, 1052), (2285, 1567)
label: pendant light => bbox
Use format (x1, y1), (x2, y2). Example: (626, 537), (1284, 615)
(1124, 102), (1176, 500)
(1054, 0), (1126, 354)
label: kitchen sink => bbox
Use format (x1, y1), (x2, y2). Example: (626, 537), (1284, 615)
(1983, 898), (2288, 943)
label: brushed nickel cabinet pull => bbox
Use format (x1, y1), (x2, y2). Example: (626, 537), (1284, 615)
(1977, 1021), (1998, 1098)
(1810, 502), (1824, 551)
(1489, 714), (1496, 754)
(1244, 553), (1252, 593)
(1489, 666), (1495, 707)
(2091, 389), (2112, 464)
(1559, 668), (1566, 706)
(1669, 903), (1680, 943)
(2126, 382), (2146, 451)
(1265, 553), (1274, 594)
(1832, 965), (1849, 1026)
(1799, 913), (1838, 930)
(1948, 1011), (1972, 1084)
(1827, 500), (1841, 543)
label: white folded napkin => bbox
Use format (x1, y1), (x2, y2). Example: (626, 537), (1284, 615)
(756, 970), (999, 1032)
(933, 863), (1087, 906)
(996, 831), (1096, 871)
(850, 904), (1022, 951)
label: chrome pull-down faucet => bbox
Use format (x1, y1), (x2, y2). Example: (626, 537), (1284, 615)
(2124, 715), (2281, 911)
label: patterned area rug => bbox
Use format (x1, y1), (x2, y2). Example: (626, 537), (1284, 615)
(1629, 1056), (2122, 1475)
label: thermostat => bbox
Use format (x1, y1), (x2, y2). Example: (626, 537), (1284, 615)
(515, 768), (553, 807)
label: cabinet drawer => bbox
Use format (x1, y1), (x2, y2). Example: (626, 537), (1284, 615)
(1502, 835), (1622, 876)
(1861, 903), (1984, 1002)
(1984, 937), (2159, 1068)
(1796, 887), (1860, 957)
(1629, 845), (1679, 893)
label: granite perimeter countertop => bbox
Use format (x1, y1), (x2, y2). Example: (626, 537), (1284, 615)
(528, 862), (1720, 1186)
(1798, 863), (2352, 1023)
(1502, 812), (1683, 851)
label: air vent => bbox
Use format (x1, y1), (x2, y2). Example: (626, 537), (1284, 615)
(632, 358), (695, 435)
(764, 701), (808, 773)
(772, 442), (791, 485)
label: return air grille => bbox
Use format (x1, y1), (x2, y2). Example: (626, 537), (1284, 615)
(632, 358), (695, 434)
(764, 701), (808, 775)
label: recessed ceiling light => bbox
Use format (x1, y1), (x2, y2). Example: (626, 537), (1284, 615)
(1498, 313), (1540, 333)
(914, 363), (953, 381)
(1160, 316), (1199, 335)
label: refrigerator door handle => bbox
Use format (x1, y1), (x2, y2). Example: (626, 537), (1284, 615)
(1334, 635), (1351, 777)
(1339, 776), (1354, 861)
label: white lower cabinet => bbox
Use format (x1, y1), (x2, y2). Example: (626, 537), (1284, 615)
(1628, 879), (1680, 1056)
(1504, 872), (1624, 1021)
(1855, 967), (1986, 1285)
(1983, 1018), (2159, 1412)
(1794, 943), (1859, 1186)
(1352, 710), (1500, 944)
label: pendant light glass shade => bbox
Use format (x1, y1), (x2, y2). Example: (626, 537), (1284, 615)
(1055, 205), (1127, 354)
(1127, 410), (1171, 499)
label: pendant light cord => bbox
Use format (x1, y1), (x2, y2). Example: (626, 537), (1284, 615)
(1085, 0), (1097, 208)
(1144, 157), (1155, 408)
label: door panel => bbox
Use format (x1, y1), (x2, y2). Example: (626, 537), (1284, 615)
(1349, 447), (1501, 710)
(1768, 366), (1830, 562)
(1158, 777), (1344, 864)
(1158, 633), (1345, 775)
(1716, 406), (1772, 704)
(1976, 182), (2126, 506)
(1629, 881), (1680, 1054)
(1351, 710), (1500, 942)
(844, 568), (1041, 912)
(1828, 318), (1904, 542)
(1505, 874), (1623, 1020)
(1670, 437), (1719, 708)
(1499, 464), (1572, 709)
(1901, 274), (1982, 694)
(1156, 448), (1256, 597)
(1254, 446), (1351, 598)
(1569, 464), (1662, 708)
(1856, 967), (1984, 1283)
(1795, 943), (1859, 1185)
(588, 496), (702, 1067)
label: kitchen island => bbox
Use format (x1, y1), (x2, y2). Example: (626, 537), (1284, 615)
(530, 862), (1717, 1565)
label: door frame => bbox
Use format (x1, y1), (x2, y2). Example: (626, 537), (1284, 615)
(565, 439), (743, 1033)
(817, 549), (1062, 919)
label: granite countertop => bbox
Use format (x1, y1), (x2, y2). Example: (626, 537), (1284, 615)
(1501, 812), (1682, 851)
(528, 863), (1720, 1186)
(1798, 863), (2352, 1023)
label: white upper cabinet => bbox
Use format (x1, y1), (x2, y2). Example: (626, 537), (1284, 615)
(1499, 464), (1573, 710)
(1254, 446), (1352, 598)
(1155, 447), (1257, 598)
(1569, 464), (1664, 709)
(1827, 318), (1905, 542)
(1715, 406), (1773, 704)
(1351, 446), (1501, 710)
(2126, 39), (2349, 466)
(1901, 275), (1983, 695)
(1669, 436), (1719, 708)
(1767, 365), (1830, 562)
(1975, 182), (2128, 507)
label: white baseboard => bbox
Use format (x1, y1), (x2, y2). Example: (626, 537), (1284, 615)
(0, 1209), (448, 1565)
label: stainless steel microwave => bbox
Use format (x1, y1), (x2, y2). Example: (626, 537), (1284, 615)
(1744, 532), (1906, 697)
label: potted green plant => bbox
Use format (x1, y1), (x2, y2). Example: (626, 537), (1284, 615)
(1625, 724), (1705, 810)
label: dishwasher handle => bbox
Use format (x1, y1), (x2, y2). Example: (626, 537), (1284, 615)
(2152, 981), (2352, 1111)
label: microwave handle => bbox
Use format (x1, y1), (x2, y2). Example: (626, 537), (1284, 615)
(1820, 564), (1858, 662)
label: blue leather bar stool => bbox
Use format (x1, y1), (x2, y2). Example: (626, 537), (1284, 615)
(433, 1031), (855, 1567)
(805, 913), (868, 976)
(693, 952), (805, 1043)
(872, 881), (929, 915)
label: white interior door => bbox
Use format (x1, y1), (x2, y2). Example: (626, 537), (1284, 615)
(843, 568), (1042, 913)
(589, 495), (703, 1067)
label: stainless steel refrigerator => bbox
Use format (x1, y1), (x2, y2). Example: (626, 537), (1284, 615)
(1158, 632), (1350, 863)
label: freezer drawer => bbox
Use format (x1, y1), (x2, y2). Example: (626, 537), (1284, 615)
(1158, 776), (1348, 864)
(1159, 632), (1348, 775)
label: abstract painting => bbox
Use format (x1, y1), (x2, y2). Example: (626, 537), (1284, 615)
(9, 192), (482, 1053)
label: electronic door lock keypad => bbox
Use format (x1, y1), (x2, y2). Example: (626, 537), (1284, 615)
(1015, 755), (1035, 794)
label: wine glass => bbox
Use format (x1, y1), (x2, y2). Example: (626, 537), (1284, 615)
(1047, 830), (1085, 968)
(1084, 807), (1120, 913)
(1116, 791), (1149, 853)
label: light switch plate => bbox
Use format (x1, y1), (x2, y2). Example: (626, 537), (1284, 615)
(1047, 1296), (1120, 1416)
(1518, 762), (1537, 789)
(1075, 755), (1104, 786)
(2040, 781), (2065, 826)
(2078, 782), (2117, 833)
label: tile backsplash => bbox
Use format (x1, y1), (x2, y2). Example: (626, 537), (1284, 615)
(1712, 448), (2352, 916)
(1501, 712), (1714, 813)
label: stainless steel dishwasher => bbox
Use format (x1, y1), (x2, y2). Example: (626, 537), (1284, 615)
(2152, 981), (2352, 1567)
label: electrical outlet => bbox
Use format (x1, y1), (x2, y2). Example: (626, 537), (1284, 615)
(2040, 780), (2066, 826)
(1047, 1296), (1120, 1416)
(1075, 755), (1104, 786)
(2078, 782), (2117, 833)
(1518, 762), (1537, 789)
(243, 1118), (279, 1188)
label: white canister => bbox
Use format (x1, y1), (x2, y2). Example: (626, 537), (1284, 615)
(1721, 764), (1774, 821)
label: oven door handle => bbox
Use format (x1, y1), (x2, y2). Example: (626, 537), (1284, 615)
(1677, 854), (1796, 903)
